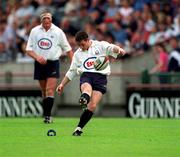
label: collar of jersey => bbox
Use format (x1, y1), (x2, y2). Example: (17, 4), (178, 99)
(79, 40), (95, 52)
(90, 40), (95, 47)
(40, 24), (54, 31)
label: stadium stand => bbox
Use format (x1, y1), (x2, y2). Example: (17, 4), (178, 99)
(0, 0), (179, 62)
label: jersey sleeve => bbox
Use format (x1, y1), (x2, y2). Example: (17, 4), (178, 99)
(100, 41), (119, 58)
(65, 53), (80, 80)
(26, 30), (34, 51)
(59, 30), (72, 53)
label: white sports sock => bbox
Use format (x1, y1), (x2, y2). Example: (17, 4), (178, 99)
(75, 127), (82, 131)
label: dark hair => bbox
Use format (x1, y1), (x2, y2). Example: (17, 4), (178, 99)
(155, 43), (166, 52)
(170, 36), (177, 42)
(75, 31), (89, 42)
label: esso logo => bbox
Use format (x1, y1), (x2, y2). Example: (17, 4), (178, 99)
(83, 57), (97, 70)
(38, 38), (52, 50)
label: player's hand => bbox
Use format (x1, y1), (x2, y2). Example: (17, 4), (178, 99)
(119, 48), (126, 56)
(77, 68), (83, 75)
(56, 83), (64, 95)
(36, 56), (47, 65)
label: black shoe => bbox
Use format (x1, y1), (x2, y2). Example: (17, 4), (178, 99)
(43, 116), (53, 124)
(79, 96), (88, 110)
(72, 130), (83, 136)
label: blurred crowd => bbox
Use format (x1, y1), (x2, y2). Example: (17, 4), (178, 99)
(0, 0), (179, 63)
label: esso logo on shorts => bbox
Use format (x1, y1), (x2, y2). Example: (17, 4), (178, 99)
(38, 38), (52, 50)
(83, 57), (97, 70)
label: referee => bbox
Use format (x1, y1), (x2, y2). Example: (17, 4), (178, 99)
(26, 12), (73, 123)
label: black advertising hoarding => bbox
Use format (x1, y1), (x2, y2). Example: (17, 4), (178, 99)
(126, 89), (180, 118)
(0, 90), (43, 117)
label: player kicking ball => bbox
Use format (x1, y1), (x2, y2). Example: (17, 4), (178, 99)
(56, 31), (126, 136)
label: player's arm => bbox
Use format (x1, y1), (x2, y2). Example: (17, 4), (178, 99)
(59, 30), (74, 62)
(56, 53), (79, 95)
(107, 44), (126, 58)
(26, 50), (47, 64)
(112, 45), (126, 56)
(26, 30), (47, 64)
(150, 58), (163, 74)
(101, 41), (126, 58)
(56, 76), (70, 95)
(66, 50), (74, 62)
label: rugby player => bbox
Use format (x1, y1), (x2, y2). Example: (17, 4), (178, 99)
(56, 31), (125, 136)
(26, 12), (73, 123)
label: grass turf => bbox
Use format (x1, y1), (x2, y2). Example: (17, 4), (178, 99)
(0, 118), (180, 157)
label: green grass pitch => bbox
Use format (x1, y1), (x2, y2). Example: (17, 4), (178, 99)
(0, 118), (180, 157)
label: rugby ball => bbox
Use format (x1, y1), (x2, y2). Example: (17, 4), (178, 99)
(94, 56), (109, 71)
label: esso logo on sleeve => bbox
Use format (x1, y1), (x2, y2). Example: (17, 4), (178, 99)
(38, 38), (52, 50)
(83, 57), (97, 70)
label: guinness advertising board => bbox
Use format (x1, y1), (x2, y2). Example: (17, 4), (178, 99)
(0, 90), (43, 117)
(127, 89), (180, 118)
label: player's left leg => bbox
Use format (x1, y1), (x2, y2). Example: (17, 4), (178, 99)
(43, 77), (57, 123)
(79, 82), (92, 110)
(73, 91), (103, 136)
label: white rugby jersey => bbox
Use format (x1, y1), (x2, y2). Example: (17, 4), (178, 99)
(26, 24), (72, 60)
(66, 40), (119, 80)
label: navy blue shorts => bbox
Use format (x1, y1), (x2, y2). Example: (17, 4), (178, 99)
(80, 72), (107, 94)
(34, 60), (60, 80)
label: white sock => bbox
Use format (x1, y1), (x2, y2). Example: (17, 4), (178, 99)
(75, 127), (82, 131)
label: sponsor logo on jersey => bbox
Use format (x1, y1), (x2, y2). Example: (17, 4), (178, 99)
(83, 57), (97, 70)
(38, 38), (52, 50)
